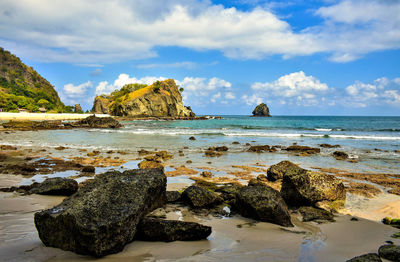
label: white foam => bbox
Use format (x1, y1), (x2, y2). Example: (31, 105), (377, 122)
(315, 128), (332, 132)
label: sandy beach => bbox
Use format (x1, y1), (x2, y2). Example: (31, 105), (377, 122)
(0, 112), (110, 121)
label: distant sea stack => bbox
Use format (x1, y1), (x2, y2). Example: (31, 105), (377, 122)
(92, 79), (195, 118)
(252, 103), (271, 117)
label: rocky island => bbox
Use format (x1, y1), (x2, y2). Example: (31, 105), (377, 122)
(252, 103), (271, 117)
(92, 79), (195, 119)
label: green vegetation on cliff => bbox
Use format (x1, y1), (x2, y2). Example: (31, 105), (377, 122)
(0, 47), (64, 112)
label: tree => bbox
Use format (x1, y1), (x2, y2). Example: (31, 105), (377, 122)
(37, 99), (50, 107)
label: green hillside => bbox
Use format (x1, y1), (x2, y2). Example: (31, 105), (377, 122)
(0, 47), (64, 112)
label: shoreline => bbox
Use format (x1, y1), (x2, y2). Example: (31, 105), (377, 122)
(0, 112), (111, 121)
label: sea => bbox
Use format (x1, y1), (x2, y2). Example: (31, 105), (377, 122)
(1, 115), (400, 176)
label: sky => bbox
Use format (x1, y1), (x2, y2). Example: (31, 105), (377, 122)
(0, 0), (400, 115)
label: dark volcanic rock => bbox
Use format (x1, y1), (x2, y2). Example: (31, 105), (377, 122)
(235, 184), (293, 227)
(247, 145), (271, 153)
(136, 218), (212, 242)
(2, 120), (63, 130)
(298, 206), (335, 222)
(285, 145), (320, 155)
(82, 166), (95, 173)
(166, 191), (181, 203)
(73, 115), (123, 128)
(281, 169), (345, 207)
(319, 144), (340, 148)
(333, 151), (349, 160)
(34, 169), (166, 257)
(267, 160), (304, 181)
(182, 186), (221, 208)
(30, 177), (78, 196)
(347, 253), (382, 262)
(252, 103), (271, 117)
(378, 245), (400, 261)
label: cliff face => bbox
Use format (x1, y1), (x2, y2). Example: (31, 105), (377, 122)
(92, 79), (195, 118)
(252, 103), (271, 117)
(0, 47), (64, 112)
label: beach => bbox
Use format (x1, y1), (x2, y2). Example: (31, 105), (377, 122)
(0, 112), (110, 121)
(1, 115), (400, 261)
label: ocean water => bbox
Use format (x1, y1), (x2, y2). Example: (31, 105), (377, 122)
(1, 116), (400, 174)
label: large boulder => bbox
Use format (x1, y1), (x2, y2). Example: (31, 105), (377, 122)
(267, 161), (304, 181)
(298, 206), (335, 222)
(252, 103), (271, 117)
(73, 115), (123, 128)
(34, 169), (166, 257)
(235, 184), (293, 227)
(281, 169), (345, 207)
(92, 96), (110, 114)
(29, 177), (78, 196)
(135, 218), (212, 242)
(182, 186), (221, 208)
(346, 253), (382, 262)
(378, 245), (400, 261)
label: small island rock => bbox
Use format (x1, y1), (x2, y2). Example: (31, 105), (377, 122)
(252, 103), (271, 117)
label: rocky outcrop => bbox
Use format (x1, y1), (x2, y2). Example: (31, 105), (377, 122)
(284, 145), (321, 155)
(74, 104), (83, 113)
(72, 115), (123, 128)
(34, 169), (166, 257)
(29, 177), (78, 196)
(2, 120), (63, 130)
(281, 169), (345, 207)
(347, 253), (382, 262)
(378, 245), (400, 261)
(93, 79), (195, 118)
(235, 184), (293, 227)
(267, 161), (304, 181)
(91, 96), (110, 114)
(182, 186), (221, 208)
(135, 218), (212, 242)
(333, 151), (349, 160)
(298, 206), (335, 222)
(252, 103), (271, 117)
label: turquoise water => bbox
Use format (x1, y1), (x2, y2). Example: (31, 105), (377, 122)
(1, 115), (399, 173)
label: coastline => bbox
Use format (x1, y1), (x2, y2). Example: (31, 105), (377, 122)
(0, 112), (110, 121)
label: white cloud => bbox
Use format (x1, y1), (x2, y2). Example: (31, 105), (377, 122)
(63, 81), (92, 98)
(344, 77), (400, 107)
(95, 74), (166, 95)
(225, 92), (236, 99)
(250, 71), (330, 106)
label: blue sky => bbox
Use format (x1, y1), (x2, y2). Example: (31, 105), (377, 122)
(1, 0), (400, 115)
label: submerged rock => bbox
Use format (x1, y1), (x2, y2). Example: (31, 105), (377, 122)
(281, 169), (345, 207)
(284, 145), (320, 155)
(235, 184), (293, 227)
(378, 245), (400, 261)
(252, 103), (271, 117)
(34, 169), (166, 257)
(29, 177), (78, 196)
(333, 151), (349, 160)
(136, 218), (212, 242)
(346, 253), (382, 262)
(267, 160), (304, 181)
(182, 186), (221, 208)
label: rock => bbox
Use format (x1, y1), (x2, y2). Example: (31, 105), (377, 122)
(200, 171), (213, 178)
(135, 218), (212, 242)
(0, 145), (17, 150)
(189, 136), (196, 140)
(319, 144), (340, 148)
(235, 184), (293, 227)
(256, 174), (268, 182)
(284, 145), (320, 155)
(166, 191), (181, 203)
(29, 177), (78, 196)
(2, 120), (63, 131)
(97, 79), (195, 118)
(247, 145), (271, 153)
(204, 150), (222, 157)
(92, 96), (110, 114)
(267, 161), (304, 181)
(208, 146), (228, 152)
(378, 245), (400, 261)
(74, 104), (83, 113)
(138, 160), (164, 170)
(347, 253), (382, 262)
(333, 151), (349, 160)
(34, 169), (167, 257)
(382, 217), (400, 226)
(82, 166), (95, 173)
(252, 103), (271, 117)
(298, 206), (335, 222)
(182, 186), (221, 208)
(281, 169), (345, 207)
(232, 141), (240, 144)
(73, 115), (123, 128)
